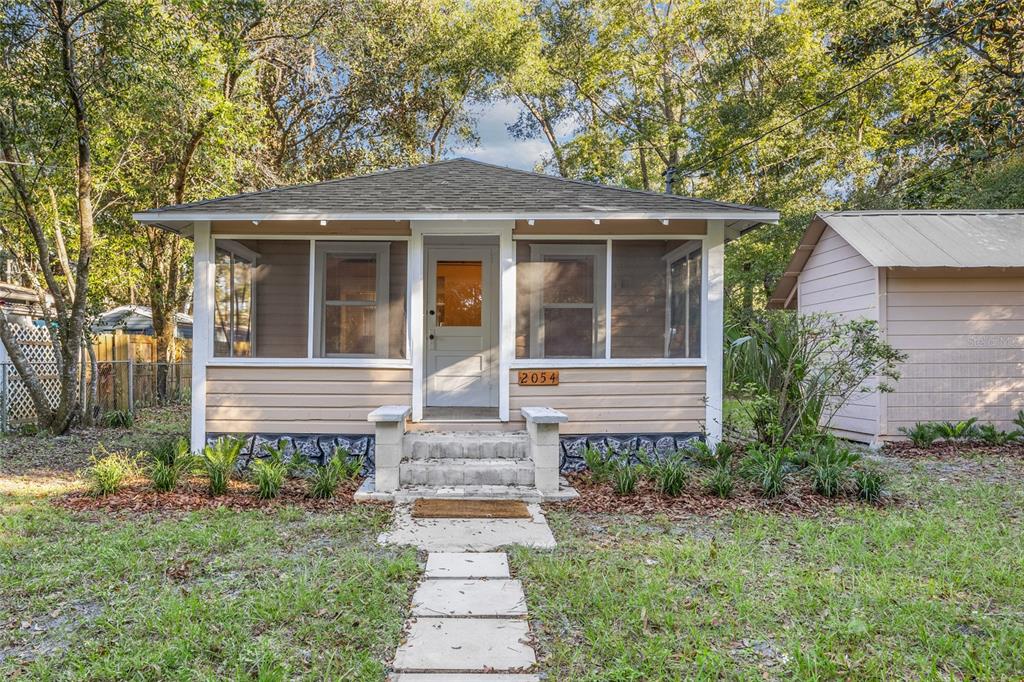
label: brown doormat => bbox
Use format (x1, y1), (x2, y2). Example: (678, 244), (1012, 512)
(412, 498), (532, 519)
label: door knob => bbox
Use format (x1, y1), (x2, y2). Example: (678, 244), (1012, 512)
(428, 334), (435, 340)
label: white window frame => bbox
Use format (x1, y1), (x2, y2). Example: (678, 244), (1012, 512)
(313, 241), (390, 359)
(663, 240), (703, 359)
(528, 243), (607, 359)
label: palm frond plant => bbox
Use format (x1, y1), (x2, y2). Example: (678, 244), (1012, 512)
(934, 418), (980, 442)
(899, 422), (939, 448)
(725, 312), (904, 450)
(201, 437), (243, 496)
(976, 423), (1022, 445)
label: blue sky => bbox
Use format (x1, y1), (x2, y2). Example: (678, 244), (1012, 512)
(448, 99), (551, 171)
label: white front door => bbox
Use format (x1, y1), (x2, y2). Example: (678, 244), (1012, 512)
(425, 245), (498, 407)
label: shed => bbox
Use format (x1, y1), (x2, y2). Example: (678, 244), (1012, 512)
(770, 210), (1024, 443)
(94, 305), (194, 339)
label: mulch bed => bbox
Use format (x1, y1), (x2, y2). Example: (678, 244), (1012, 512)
(555, 473), (877, 518)
(882, 441), (1024, 459)
(53, 476), (369, 515)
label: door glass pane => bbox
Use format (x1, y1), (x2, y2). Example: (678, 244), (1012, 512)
(324, 304), (376, 355)
(543, 307), (593, 357)
(325, 254), (376, 302)
(436, 260), (482, 327)
(543, 257), (593, 304)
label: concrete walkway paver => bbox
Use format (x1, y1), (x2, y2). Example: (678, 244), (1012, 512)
(385, 507), (553, 680)
(412, 578), (527, 616)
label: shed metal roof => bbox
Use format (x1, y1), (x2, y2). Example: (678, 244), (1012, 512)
(769, 210), (1024, 308)
(133, 157), (776, 222)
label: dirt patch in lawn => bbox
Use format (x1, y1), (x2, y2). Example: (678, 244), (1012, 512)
(52, 476), (370, 515)
(882, 441), (1024, 459)
(554, 473), (878, 518)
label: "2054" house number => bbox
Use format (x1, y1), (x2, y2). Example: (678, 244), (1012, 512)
(517, 370), (559, 386)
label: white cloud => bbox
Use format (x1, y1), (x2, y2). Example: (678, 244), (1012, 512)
(447, 99), (552, 171)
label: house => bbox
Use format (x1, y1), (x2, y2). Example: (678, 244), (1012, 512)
(770, 210), (1024, 443)
(134, 158), (778, 496)
(94, 305), (194, 339)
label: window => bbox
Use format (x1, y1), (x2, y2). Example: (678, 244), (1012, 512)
(214, 245), (254, 357)
(665, 243), (702, 358)
(517, 242), (606, 359)
(214, 239), (309, 358)
(314, 242), (406, 359)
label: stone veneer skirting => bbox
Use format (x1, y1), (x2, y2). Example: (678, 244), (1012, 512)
(206, 432), (704, 474)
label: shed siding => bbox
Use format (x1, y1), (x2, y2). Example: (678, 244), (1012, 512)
(885, 270), (1024, 434)
(206, 366), (412, 434)
(509, 366), (706, 434)
(797, 227), (879, 440)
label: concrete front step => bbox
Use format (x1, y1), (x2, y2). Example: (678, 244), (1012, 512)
(356, 479), (580, 503)
(404, 432), (530, 460)
(412, 579), (527, 617)
(400, 458), (535, 487)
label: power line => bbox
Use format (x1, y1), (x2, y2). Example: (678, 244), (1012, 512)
(682, 0), (1009, 175)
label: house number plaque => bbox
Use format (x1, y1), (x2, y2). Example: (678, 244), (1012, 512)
(518, 370), (559, 386)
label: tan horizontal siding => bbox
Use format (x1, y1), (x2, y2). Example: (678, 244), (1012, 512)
(885, 270), (1024, 434)
(509, 366), (706, 434)
(798, 227), (879, 440)
(206, 366), (411, 434)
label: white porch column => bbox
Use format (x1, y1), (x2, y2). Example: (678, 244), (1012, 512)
(409, 227), (425, 421)
(705, 219), (726, 446)
(190, 220), (213, 453)
(498, 225), (515, 421)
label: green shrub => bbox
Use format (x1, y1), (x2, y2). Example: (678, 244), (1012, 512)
(934, 418), (979, 442)
(705, 465), (734, 498)
(725, 311), (904, 449)
(148, 439), (193, 492)
(688, 440), (734, 469)
(976, 424), (1022, 445)
(251, 457), (287, 499)
(899, 422), (939, 448)
(651, 456), (689, 496)
(82, 449), (137, 496)
(101, 409), (134, 428)
(583, 445), (613, 482)
(308, 453), (351, 499)
(331, 447), (363, 480)
(853, 468), (885, 503)
(1014, 410), (1024, 431)
(201, 437), (243, 496)
(806, 440), (860, 498)
(610, 464), (639, 495)
(741, 444), (789, 498)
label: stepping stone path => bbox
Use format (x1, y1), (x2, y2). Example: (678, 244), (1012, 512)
(386, 508), (551, 681)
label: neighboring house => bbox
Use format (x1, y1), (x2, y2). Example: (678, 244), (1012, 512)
(94, 305), (194, 340)
(0, 251), (51, 326)
(135, 158), (778, 495)
(770, 210), (1024, 443)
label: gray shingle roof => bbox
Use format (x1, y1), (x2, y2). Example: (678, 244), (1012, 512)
(136, 158), (771, 217)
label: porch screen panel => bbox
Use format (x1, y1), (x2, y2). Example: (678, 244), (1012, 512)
(610, 240), (702, 359)
(516, 240), (606, 359)
(213, 239), (309, 358)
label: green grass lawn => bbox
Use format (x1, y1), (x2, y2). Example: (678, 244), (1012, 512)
(0, 409), (419, 680)
(511, 460), (1024, 680)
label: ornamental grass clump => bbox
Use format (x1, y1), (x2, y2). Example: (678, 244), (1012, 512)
(251, 457), (287, 499)
(806, 440), (860, 498)
(148, 438), (193, 492)
(652, 455), (689, 497)
(853, 468), (886, 503)
(741, 444), (789, 498)
(705, 466), (734, 498)
(100, 409), (134, 428)
(308, 453), (349, 499)
(83, 448), (138, 496)
(331, 446), (363, 480)
(201, 437), (243, 496)
(583, 445), (613, 483)
(611, 463), (639, 495)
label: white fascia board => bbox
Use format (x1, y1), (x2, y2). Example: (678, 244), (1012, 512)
(132, 210), (781, 223)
